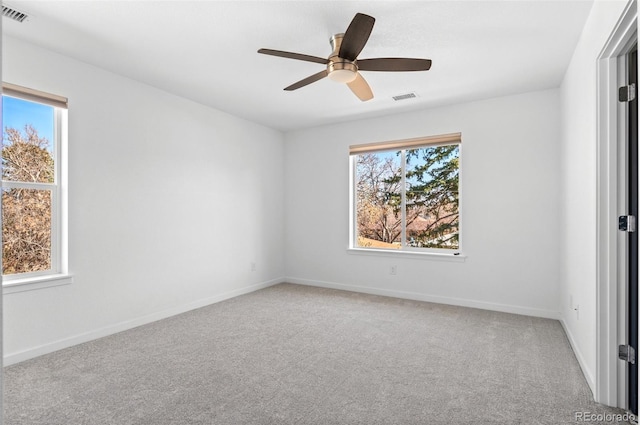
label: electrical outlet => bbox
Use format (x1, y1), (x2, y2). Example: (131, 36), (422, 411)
(251, 262), (256, 272)
(574, 304), (580, 320)
(390, 265), (397, 275)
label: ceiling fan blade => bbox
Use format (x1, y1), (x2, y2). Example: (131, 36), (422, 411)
(347, 72), (373, 102)
(358, 58), (432, 72)
(258, 48), (328, 65)
(284, 70), (329, 91)
(339, 13), (375, 61)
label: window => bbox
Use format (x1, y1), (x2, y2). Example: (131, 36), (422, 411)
(350, 133), (461, 254)
(2, 83), (68, 284)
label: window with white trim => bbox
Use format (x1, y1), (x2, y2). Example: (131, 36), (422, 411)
(1, 83), (68, 281)
(350, 133), (461, 254)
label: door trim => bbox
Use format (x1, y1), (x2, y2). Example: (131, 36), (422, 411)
(629, 46), (639, 414)
(596, 0), (637, 407)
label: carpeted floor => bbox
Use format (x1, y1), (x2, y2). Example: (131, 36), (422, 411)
(3, 283), (628, 424)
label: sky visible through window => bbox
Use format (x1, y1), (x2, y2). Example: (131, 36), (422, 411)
(2, 96), (54, 152)
(375, 149), (432, 186)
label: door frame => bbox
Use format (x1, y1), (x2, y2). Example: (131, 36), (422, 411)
(596, 0), (637, 407)
(627, 47), (638, 414)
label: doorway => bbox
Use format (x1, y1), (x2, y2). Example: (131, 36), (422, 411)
(625, 46), (638, 416)
(595, 0), (637, 411)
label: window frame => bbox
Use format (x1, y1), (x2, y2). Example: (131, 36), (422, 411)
(1, 83), (71, 291)
(349, 133), (463, 258)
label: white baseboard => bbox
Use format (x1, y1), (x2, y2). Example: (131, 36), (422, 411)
(5, 277), (564, 366)
(4, 278), (284, 366)
(285, 277), (561, 320)
(560, 318), (596, 396)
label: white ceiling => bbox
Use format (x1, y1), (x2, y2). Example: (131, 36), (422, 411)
(3, 0), (595, 132)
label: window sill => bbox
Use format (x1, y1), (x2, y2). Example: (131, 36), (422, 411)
(3, 273), (73, 294)
(347, 247), (467, 262)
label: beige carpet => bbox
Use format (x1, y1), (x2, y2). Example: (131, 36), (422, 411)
(4, 283), (626, 424)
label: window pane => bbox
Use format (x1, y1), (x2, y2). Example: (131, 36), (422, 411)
(2, 96), (55, 183)
(2, 188), (52, 275)
(405, 145), (459, 249)
(355, 151), (402, 249)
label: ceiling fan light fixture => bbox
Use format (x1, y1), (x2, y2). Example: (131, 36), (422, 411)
(328, 69), (357, 83)
(327, 60), (358, 83)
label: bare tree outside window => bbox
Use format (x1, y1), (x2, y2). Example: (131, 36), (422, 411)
(2, 118), (55, 274)
(355, 152), (402, 248)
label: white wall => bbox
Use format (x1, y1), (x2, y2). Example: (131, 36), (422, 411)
(284, 89), (562, 318)
(2, 37), (285, 364)
(559, 0), (630, 394)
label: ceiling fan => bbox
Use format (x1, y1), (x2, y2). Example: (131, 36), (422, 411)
(258, 13), (432, 102)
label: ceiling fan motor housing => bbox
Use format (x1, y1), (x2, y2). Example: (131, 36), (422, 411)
(327, 33), (358, 83)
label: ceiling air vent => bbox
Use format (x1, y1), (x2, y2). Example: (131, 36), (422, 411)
(2, 5), (29, 23)
(392, 93), (417, 101)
